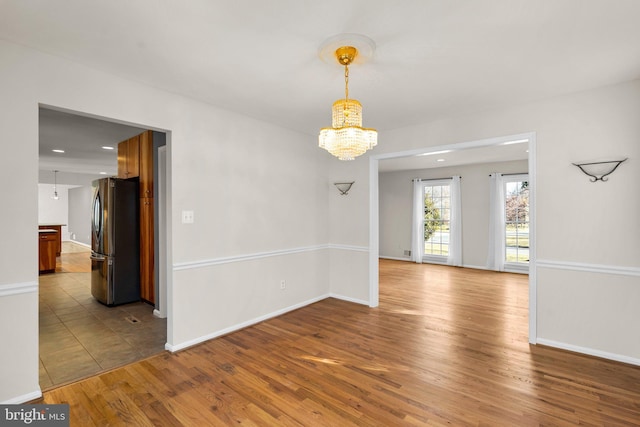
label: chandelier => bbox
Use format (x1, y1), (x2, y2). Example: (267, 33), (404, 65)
(318, 45), (377, 161)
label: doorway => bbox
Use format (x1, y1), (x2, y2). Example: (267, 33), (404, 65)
(369, 132), (537, 342)
(37, 106), (171, 389)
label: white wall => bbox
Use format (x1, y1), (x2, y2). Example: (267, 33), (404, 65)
(379, 159), (528, 268)
(37, 184), (71, 240)
(0, 39), (331, 403)
(2, 36), (639, 403)
(328, 78), (640, 364)
(68, 185), (92, 245)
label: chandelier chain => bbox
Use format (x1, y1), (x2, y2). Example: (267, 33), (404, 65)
(344, 64), (349, 101)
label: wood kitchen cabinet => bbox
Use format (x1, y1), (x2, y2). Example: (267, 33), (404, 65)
(117, 135), (140, 179)
(39, 230), (58, 273)
(138, 130), (154, 198)
(117, 130), (156, 304)
(140, 197), (155, 303)
(38, 224), (63, 256)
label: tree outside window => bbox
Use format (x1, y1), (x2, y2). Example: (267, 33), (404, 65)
(505, 180), (529, 263)
(423, 184), (450, 256)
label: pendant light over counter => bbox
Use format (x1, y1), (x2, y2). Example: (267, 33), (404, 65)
(52, 170), (59, 200)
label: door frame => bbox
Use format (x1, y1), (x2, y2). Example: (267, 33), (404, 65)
(37, 104), (173, 344)
(154, 144), (168, 319)
(368, 132), (537, 343)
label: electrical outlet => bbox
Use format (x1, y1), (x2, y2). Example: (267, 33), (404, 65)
(404, 250), (411, 256)
(280, 280), (286, 290)
(181, 210), (194, 224)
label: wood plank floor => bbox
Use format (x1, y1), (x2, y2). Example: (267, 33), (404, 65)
(36, 260), (640, 425)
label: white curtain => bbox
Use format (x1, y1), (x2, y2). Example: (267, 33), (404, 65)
(487, 173), (505, 271)
(411, 178), (424, 263)
(447, 176), (462, 267)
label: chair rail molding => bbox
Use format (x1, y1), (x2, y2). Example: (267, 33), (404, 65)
(536, 259), (640, 277)
(0, 281), (38, 298)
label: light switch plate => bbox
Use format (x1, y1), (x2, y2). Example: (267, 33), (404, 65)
(181, 210), (194, 224)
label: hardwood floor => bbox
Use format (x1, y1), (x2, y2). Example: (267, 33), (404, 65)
(37, 260), (640, 425)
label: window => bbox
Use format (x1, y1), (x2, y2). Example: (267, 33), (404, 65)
(423, 182), (450, 258)
(504, 176), (529, 265)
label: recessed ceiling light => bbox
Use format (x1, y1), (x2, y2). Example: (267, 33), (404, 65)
(52, 149), (65, 153)
(436, 158), (445, 162)
(417, 150), (452, 157)
(501, 139), (529, 146)
(102, 146), (114, 150)
(99, 172), (107, 175)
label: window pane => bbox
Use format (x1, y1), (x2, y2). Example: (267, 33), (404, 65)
(423, 183), (451, 257)
(504, 179), (529, 264)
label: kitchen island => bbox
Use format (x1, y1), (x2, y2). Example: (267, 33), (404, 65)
(38, 223), (65, 256)
(39, 229), (58, 273)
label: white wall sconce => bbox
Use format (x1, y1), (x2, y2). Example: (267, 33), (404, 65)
(572, 158), (627, 182)
(334, 182), (354, 195)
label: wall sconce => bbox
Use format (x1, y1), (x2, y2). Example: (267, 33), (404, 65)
(572, 158), (627, 182)
(334, 182), (354, 195)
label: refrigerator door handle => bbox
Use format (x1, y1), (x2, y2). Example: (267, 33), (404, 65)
(90, 253), (106, 261)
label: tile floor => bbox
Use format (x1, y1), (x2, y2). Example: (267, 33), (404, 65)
(38, 243), (167, 390)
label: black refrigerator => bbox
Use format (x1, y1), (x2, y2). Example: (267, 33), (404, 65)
(90, 177), (140, 306)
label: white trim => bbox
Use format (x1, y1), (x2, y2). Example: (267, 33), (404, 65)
(369, 156), (380, 307)
(2, 389), (42, 404)
(536, 259), (640, 277)
(165, 293), (330, 352)
(173, 244), (368, 271)
(328, 244), (369, 252)
(375, 260), (521, 274)
(528, 134), (537, 344)
(370, 132), (538, 343)
(537, 338), (640, 367)
(504, 268), (529, 275)
(379, 256), (411, 261)
(504, 262), (530, 274)
(329, 293), (370, 306)
(421, 256), (448, 265)
(462, 264), (489, 271)
(69, 240), (91, 248)
(0, 281), (38, 297)
(156, 144), (167, 319)
(173, 245), (327, 270)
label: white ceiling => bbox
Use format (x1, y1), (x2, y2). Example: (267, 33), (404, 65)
(39, 108), (146, 175)
(3, 0), (640, 174)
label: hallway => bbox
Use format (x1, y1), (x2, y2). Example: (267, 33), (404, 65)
(39, 242), (166, 389)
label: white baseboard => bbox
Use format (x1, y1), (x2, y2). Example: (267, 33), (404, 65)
(379, 256), (411, 261)
(536, 338), (640, 367)
(165, 293), (331, 353)
(69, 240), (91, 248)
(152, 309), (166, 319)
(462, 264), (488, 271)
(329, 293), (370, 306)
(2, 389), (42, 404)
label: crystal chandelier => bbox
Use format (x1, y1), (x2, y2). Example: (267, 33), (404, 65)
(319, 46), (377, 161)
